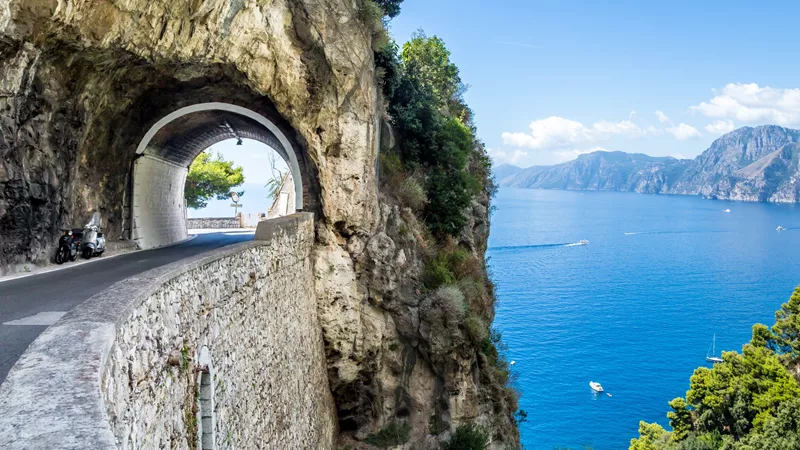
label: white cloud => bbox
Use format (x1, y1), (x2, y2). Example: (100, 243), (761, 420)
(666, 123), (702, 140)
(487, 148), (529, 165)
(501, 116), (645, 150)
(552, 147), (606, 163)
(670, 153), (688, 160)
(704, 120), (736, 135)
(691, 83), (800, 126)
(655, 110), (672, 125)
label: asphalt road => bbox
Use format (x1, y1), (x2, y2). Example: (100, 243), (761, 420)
(0, 231), (254, 384)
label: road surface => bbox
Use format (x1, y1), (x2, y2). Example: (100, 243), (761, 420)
(0, 231), (254, 384)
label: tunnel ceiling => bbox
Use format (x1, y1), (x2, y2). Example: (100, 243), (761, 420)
(144, 111), (289, 166)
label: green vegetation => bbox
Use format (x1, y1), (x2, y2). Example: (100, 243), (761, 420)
(184, 151), (244, 209)
(444, 423), (489, 450)
(630, 286), (800, 449)
(379, 30), (492, 237)
(364, 421), (410, 448)
(368, 5), (518, 445)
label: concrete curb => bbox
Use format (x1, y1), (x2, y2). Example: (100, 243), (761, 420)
(0, 214), (312, 449)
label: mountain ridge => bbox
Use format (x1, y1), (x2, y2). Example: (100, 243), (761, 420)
(497, 125), (800, 203)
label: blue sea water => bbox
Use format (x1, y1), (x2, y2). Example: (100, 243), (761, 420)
(487, 188), (800, 450)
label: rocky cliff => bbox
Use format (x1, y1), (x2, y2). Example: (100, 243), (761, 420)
(500, 125), (800, 202)
(0, 0), (517, 448)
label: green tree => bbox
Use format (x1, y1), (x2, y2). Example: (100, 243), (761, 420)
(373, 0), (403, 18)
(401, 30), (467, 116)
(758, 286), (800, 367)
(667, 398), (694, 442)
(629, 421), (669, 450)
(184, 151), (245, 209)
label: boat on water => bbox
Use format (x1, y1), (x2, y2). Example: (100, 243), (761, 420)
(777, 226), (786, 231)
(579, 240), (589, 245)
(589, 381), (603, 392)
(723, 209), (731, 213)
(706, 334), (724, 363)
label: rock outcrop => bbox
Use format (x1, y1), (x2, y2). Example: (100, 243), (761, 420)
(499, 125), (800, 203)
(0, 1), (517, 448)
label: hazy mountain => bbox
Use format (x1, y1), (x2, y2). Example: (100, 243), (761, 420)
(493, 163), (523, 183)
(497, 125), (800, 203)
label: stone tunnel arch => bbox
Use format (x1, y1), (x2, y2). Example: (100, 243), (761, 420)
(131, 102), (307, 249)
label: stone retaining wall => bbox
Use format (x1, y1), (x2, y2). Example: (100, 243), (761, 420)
(187, 217), (242, 229)
(0, 213), (337, 449)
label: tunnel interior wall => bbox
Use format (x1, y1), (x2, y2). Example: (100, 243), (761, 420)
(131, 155), (188, 249)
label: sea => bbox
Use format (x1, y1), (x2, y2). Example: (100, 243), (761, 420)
(487, 187), (800, 450)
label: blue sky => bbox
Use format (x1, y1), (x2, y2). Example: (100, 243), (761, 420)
(389, 0), (800, 167)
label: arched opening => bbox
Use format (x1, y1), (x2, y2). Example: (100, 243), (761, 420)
(130, 103), (307, 249)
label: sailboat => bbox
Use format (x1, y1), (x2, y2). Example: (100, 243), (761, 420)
(706, 334), (724, 363)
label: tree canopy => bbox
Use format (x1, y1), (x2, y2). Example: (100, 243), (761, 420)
(381, 30), (489, 237)
(630, 286), (800, 450)
(184, 151), (245, 209)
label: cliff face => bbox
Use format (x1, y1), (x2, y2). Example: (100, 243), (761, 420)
(0, 1), (515, 448)
(500, 125), (800, 203)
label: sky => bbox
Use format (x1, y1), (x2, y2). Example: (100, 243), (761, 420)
(389, 0), (800, 167)
(187, 139), (288, 218)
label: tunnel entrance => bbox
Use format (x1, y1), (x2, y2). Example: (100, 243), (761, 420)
(130, 103), (305, 249)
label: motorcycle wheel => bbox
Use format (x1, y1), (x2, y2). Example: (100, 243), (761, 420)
(69, 251), (77, 262)
(83, 248), (93, 259)
(55, 249), (65, 265)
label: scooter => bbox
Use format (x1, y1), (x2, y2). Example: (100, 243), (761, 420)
(80, 225), (106, 259)
(55, 229), (81, 264)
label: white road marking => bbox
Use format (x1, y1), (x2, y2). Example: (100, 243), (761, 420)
(4, 311), (67, 326)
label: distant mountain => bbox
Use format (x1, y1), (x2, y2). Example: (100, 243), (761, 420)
(493, 163), (523, 183)
(498, 125), (800, 203)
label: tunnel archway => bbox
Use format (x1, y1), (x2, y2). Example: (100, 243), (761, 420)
(131, 102), (306, 249)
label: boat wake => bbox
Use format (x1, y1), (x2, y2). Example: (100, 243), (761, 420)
(491, 241), (588, 251)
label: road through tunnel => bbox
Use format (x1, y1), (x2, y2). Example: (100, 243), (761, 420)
(130, 102), (311, 249)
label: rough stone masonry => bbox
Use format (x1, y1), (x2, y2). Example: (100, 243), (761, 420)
(0, 213), (337, 449)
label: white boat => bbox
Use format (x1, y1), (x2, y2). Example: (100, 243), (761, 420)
(706, 334), (724, 363)
(579, 240), (589, 245)
(723, 209), (731, 213)
(777, 226), (786, 231)
(589, 381), (603, 392)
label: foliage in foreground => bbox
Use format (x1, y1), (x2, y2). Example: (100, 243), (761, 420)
(630, 286), (800, 449)
(184, 151), (244, 209)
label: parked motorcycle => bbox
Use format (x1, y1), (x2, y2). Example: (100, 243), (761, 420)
(80, 225), (106, 259)
(55, 229), (81, 264)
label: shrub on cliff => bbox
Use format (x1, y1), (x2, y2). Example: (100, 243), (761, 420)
(444, 423), (489, 450)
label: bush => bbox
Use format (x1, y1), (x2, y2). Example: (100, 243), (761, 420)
(444, 423), (489, 450)
(464, 314), (487, 344)
(364, 421), (410, 448)
(424, 253), (456, 289)
(395, 177), (427, 212)
(434, 285), (466, 321)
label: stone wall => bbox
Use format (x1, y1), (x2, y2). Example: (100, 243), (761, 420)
(187, 217), (242, 229)
(0, 213), (337, 449)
